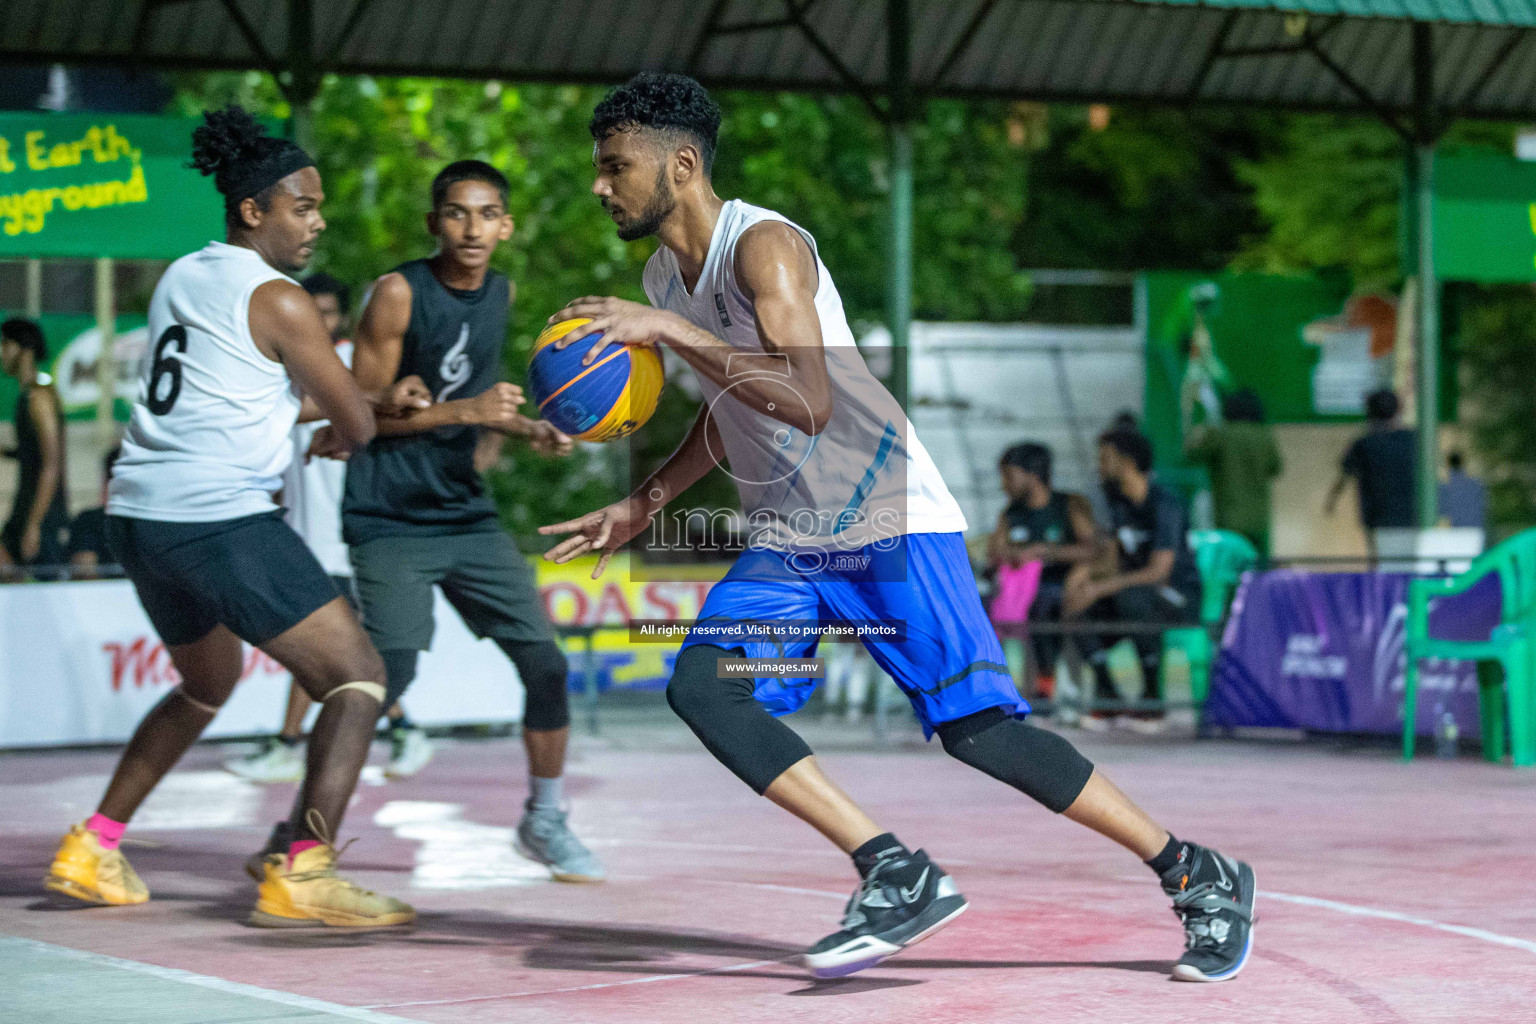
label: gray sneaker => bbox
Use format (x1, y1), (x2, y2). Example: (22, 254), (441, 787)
(514, 802), (605, 883)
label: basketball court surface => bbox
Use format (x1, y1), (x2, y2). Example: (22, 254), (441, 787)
(2, 713), (1532, 1023)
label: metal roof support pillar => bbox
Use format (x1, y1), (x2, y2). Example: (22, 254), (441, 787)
(1411, 22), (1439, 529)
(885, 0), (913, 412)
(285, 0), (319, 150)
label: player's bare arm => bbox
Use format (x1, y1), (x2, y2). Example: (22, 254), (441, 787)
(551, 224), (834, 437)
(249, 279), (374, 449)
(352, 271), (548, 439)
(539, 404), (721, 578)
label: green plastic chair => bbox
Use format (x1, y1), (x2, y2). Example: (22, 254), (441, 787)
(1404, 528), (1536, 766)
(1162, 530), (1259, 703)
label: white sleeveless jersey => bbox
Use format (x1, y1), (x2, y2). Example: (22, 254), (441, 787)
(109, 241), (302, 522)
(283, 340), (353, 576)
(643, 200), (966, 548)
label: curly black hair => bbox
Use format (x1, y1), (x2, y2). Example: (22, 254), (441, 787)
(589, 73), (721, 176)
(190, 105), (313, 224)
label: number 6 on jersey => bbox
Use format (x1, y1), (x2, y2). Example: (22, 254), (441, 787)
(146, 325), (187, 416)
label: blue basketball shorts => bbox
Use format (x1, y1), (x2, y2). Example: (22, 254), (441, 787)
(679, 532), (1029, 736)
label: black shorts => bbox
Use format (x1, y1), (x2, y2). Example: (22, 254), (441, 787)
(349, 528), (553, 652)
(106, 510), (341, 647)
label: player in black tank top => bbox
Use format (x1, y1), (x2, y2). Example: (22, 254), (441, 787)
(340, 257), (510, 542)
(287, 161), (606, 883)
(1, 318), (68, 572)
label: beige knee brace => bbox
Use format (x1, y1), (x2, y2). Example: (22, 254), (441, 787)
(325, 680), (385, 704)
(173, 686), (222, 715)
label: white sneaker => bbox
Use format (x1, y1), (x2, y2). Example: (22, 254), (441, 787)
(385, 726), (434, 779)
(1124, 716), (1168, 736)
(226, 739), (305, 783)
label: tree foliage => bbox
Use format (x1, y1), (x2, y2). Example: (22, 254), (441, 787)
(168, 71), (1536, 532)
(171, 73), (1034, 534)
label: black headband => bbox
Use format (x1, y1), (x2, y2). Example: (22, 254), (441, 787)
(223, 142), (315, 204)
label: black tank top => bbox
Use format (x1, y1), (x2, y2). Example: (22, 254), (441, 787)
(342, 259), (510, 543)
(4, 383), (69, 564)
(1003, 491), (1074, 586)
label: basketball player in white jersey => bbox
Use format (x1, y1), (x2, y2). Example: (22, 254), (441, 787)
(542, 75), (1255, 982)
(45, 107), (423, 929)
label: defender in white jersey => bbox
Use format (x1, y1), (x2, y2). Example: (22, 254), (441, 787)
(46, 107), (423, 931)
(542, 75), (1256, 984)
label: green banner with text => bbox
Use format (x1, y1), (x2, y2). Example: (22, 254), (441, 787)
(1433, 154), (1536, 282)
(0, 113), (222, 259)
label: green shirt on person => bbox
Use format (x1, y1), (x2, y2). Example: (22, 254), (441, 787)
(1186, 421), (1282, 548)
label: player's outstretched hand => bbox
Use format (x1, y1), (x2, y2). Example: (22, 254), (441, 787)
(380, 374), (432, 417)
(538, 496), (652, 579)
(549, 296), (671, 365)
(467, 382), (526, 430)
(528, 420), (574, 458)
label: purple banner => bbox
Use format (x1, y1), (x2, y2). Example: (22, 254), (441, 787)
(1207, 571), (1500, 735)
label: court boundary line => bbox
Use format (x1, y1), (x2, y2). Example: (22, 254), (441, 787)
(1264, 891), (1536, 956)
(0, 935), (421, 1023)
(364, 956), (792, 1010)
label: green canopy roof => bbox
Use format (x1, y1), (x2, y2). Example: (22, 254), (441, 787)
(4, 1), (1536, 119)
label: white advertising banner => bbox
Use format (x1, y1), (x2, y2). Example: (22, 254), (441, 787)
(0, 581), (522, 748)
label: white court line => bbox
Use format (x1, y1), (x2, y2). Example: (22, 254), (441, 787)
(702, 875), (1536, 962)
(0, 936), (419, 1023)
(701, 879), (849, 901)
(366, 956), (792, 1010)
(1265, 891), (1536, 956)
(591, 837), (978, 868)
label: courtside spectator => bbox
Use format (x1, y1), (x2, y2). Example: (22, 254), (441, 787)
(67, 446), (121, 580)
(0, 317), (67, 577)
(1069, 428), (1201, 731)
(1328, 389), (1416, 542)
(1184, 388), (1282, 558)
(987, 443), (1099, 693)
(1439, 452), (1487, 531)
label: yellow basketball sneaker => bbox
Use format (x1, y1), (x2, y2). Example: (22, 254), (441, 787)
(44, 823), (149, 906)
(250, 843), (414, 928)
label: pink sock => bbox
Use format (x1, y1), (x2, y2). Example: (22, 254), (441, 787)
(287, 839), (322, 867)
(86, 813), (127, 851)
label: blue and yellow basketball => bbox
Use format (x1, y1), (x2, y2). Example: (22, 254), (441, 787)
(528, 318), (664, 442)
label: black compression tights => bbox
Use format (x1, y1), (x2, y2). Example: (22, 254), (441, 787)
(666, 645), (813, 794)
(667, 645), (1094, 811)
(381, 640), (570, 732)
(934, 706), (1095, 813)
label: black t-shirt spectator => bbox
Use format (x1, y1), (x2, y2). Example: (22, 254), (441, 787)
(1342, 428), (1416, 529)
(67, 507), (111, 563)
(1003, 491), (1084, 587)
(1107, 481), (1200, 598)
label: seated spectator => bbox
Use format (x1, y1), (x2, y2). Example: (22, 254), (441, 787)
(1327, 388), (1416, 546)
(1185, 388), (1282, 559)
(1067, 427), (1202, 730)
(1438, 452), (1486, 532)
(986, 443), (1099, 693)
(67, 446), (120, 580)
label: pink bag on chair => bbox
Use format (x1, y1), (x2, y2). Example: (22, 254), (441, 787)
(990, 560), (1043, 624)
